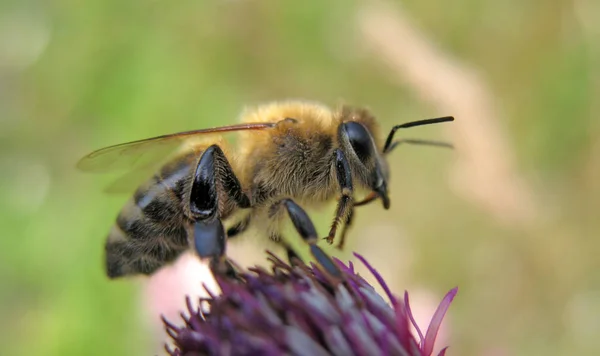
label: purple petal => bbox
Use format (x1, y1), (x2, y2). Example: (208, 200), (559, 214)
(381, 330), (411, 356)
(357, 286), (396, 331)
(353, 253), (398, 306)
(394, 302), (421, 354)
(163, 251), (457, 356)
(404, 291), (424, 345)
(284, 325), (330, 356)
(323, 325), (355, 356)
(176, 329), (211, 351)
(344, 320), (382, 356)
(437, 346), (449, 356)
(422, 287), (458, 356)
(299, 282), (342, 324)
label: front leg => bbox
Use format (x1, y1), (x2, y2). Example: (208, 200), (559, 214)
(324, 148), (354, 246)
(335, 190), (386, 249)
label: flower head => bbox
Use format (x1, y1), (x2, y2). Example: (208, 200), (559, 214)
(163, 251), (457, 356)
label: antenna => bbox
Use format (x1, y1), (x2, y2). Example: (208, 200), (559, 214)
(383, 116), (454, 153)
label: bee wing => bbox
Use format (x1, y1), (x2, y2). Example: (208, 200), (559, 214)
(100, 139), (222, 195)
(76, 122), (276, 174)
(102, 165), (160, 194)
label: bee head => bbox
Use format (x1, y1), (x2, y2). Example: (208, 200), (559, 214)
(339, 114), (454, 210)
(339, 121), (390, 209)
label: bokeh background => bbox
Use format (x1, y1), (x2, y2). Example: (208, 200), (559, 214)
(1, 0), (598, 355)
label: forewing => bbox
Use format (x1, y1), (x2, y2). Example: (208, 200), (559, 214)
(76, 122), (276, 174)
(101, 140), (209, 195)
(102, 164), (160, 195)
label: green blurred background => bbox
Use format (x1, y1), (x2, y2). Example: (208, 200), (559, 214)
(1, 0), (598, 355)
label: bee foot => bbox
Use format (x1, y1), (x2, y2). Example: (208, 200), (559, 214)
(323, 236), (334, 245)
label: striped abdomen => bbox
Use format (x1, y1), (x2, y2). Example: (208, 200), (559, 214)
(105, 154), (197, 278)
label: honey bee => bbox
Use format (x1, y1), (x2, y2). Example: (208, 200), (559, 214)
(78, 100), (453, 278)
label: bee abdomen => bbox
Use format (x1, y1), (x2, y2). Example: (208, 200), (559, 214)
(105, 183), (190, 278)
(104, 155), (198, 278)
(133, 173), (185, 223)
(105, 221), (188, 278)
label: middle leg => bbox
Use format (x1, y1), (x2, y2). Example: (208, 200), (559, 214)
(269, 198), (341, 278)
(227, 214), (252, 238)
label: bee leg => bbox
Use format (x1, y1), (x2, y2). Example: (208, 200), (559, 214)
(269, 234), (304, 266)
(270, 199), (341, 278)
(336, 209), (354, 250)
(192, 218), (237, 277)
(189, 145), (249, 277)
(226, 214), (252, 239)
(190, 144), (250, 221)
(335, 191), (384, 250)
(325, 148), (354, 245)
(284, 242), (304, 265)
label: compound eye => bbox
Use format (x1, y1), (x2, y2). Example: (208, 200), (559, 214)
(342, 122), (375, 162)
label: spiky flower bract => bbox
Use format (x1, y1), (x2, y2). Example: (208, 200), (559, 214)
(164, 252), (457, 356)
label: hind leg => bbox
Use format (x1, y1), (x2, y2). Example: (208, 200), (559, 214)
(189, 144), (250, 276)
(192, 218), (237, 277)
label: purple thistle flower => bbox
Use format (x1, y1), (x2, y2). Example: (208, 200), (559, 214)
(163, 252), (457, 356)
